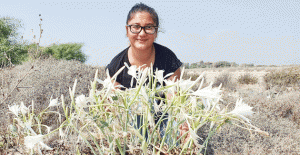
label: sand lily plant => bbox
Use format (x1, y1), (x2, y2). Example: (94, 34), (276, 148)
(8, 64), (268, 154)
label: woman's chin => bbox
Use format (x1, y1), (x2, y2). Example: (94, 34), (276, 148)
(133, 43), (151, 51)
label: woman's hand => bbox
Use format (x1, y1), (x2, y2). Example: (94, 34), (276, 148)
(179, 122), (191, 144)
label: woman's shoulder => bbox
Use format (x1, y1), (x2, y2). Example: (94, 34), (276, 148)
(154, 42), (182, 74)
(109, 48), (128, 64)
(106, 47), (129, 76)
(154, 42), (179, 59)
(154, 42), (174, 53)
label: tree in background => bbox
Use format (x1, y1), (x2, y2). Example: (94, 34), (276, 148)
(43, 43), (88, 63)
(0, 17), (28, 67)
(0, 15), (88, 67)
(213, 61), (232, 68)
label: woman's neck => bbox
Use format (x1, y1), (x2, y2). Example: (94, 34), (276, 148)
(128, 45), (155, 68)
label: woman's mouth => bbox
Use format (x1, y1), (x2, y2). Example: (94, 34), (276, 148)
(137, 39), (147, 42)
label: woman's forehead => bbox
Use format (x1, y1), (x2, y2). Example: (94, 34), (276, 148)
(128, 11), (155, 25)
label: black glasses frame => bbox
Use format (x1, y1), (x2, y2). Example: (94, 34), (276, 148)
(126, 25), (158, 34)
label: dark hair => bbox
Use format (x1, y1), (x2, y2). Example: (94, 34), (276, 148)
(126, 3), (159, 27)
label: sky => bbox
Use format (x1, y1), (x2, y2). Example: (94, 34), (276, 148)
(1, 0), (299, 67)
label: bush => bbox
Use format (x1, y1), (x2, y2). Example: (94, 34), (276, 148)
(263, 67), (300, 89)
(238, 74), (258, 85)
(43, 43), (88, 63)
(213, 72), (236, 91)
(213, 61), (231, 68)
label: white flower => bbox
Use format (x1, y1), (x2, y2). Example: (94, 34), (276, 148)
(139, 67), (149, 85)
(9, 105), (20, 117)
(140, 87), (149, 101)
(164, 78), (177, 93)
(186, 121), (204, 149)
(24, 135), (53, 151)
(20, 102), (29, 115)
(136, 104), (143, 115)
(229, 99), (254, 123)
(178, 79), (194, 92)
(24, 135), (43, 149)
(128, 65), (137, 78)
(75, 94), (88, 108)
(190, 96), (197, 109)
(48, 98), (59, 107)
(24, 121), (32, 129)
(229, 99), (253, 116)
(97, 78), (113, 89)
(191, 83), (222, 99)
(59, 128), (65, 139)
(155, 69), (164, 84)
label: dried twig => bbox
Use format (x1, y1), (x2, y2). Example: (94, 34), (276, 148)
(0, 65), (35, 104)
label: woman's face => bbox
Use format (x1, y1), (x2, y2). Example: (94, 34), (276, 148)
(126, 11), (157, 51)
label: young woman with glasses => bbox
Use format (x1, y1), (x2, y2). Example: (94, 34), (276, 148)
(106, 2), (190, 144)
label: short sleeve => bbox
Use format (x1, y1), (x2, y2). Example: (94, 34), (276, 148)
(165, 50), (183, 74)
(154, 43), (183, 77)
(105, 49), (127, 83)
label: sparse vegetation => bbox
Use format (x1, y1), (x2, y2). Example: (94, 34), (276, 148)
(1, 60), (300, 154)
(238, 73), (258, 85)
(212, 72), (236, 91)
(264, 66), (300, 89)
(1, 14), (300, 155)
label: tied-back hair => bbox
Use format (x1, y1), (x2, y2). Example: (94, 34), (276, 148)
(126, 2), (159, 27)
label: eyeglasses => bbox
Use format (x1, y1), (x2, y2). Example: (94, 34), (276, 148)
(126, 25), (158, 34)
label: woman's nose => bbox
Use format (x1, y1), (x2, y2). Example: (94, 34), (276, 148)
(139, 28), (147, 36)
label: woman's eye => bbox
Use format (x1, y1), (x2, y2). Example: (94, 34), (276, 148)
(132, 25), (140, 29)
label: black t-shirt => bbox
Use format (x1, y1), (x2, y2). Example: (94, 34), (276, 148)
(106, 42), (182, 89)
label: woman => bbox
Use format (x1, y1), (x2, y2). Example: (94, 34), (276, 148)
(106, 2), (189, 143)
(106, 3), (182, 88)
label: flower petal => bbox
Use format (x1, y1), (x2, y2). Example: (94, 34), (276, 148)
(48, 98), (59, 107)
(24, 134), (44, 149)
(20, 102), (29, 115)
(9, 105), (20, 117)
(75, 94), (88, 108)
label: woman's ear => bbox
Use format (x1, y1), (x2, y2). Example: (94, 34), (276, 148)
(125, 26), (129, 37)
(154, 32), (158, 41)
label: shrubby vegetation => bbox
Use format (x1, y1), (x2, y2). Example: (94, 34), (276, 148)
(0, 15), (88, 68)
(264, 66), (300, 89)
(0, 17), (28, 67)
(212, 72), (236, 91)
(238, 74), (258, 85)
(184, 61), (254, 69)
(5, 63), (268, 154)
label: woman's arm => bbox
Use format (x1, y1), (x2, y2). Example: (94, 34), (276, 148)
(167, 67), (181, 82)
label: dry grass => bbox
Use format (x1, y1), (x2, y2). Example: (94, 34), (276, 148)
(0, 57), (105, 133)
(237, 73), (258, 85)
(1, 60), (300, 154)
(263, 66), (300, 90)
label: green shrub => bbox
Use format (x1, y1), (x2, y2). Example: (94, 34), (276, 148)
(238, 74), (258, 85)
(0, 17), (28, 68)
(43, 43), (88, 63)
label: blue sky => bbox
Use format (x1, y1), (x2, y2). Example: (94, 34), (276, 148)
(1, 0), (299, 66)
